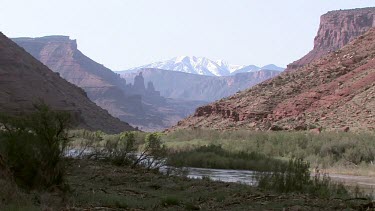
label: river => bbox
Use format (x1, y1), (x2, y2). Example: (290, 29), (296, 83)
(161, 166), (375, 196)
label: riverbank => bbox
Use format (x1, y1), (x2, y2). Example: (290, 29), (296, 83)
(2, 159), (372, 210)
(163, 129), (375, 177)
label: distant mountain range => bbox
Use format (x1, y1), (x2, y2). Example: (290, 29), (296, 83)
(124, 56), (284, 76)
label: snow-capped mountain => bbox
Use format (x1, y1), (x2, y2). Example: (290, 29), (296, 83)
(124, 56), (284, 76)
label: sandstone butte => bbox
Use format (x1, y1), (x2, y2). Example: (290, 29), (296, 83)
(0, 32), (135, 133)
(172, 8), (375, 132)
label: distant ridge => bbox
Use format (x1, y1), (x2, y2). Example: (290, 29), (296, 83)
(122, 56), (284, 76)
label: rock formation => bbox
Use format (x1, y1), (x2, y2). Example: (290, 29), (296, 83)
(119, 68), (281, 102)
(287, 7), (375, 71)
(0, 32), (134, 133)
(172, 25), (375, 132)
(133, 72), (146, 95)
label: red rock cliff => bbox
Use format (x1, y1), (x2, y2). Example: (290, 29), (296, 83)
(287, 7), (375, 71)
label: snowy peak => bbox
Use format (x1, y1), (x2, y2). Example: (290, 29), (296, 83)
(126, 56), (284, 76)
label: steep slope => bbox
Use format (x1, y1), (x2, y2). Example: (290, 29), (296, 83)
(119, 68), (281, 102)
(125, 56), (284, 76)
(172, 27), (375, 132)
(287, 7), (375, 71)
(0, 32), (134, 133)
(13, 37), (205, 131)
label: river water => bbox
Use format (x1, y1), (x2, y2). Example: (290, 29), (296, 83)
(161, 167), (257, 185)
(162, 166), (375, 196)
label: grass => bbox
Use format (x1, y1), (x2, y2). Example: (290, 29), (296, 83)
(163, 129), (375, 175)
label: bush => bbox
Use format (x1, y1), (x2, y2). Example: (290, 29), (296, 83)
(0, 103), (70, 189)
(255, 158), (350, 198)
(104, 132), (137, 166)
(133, 133), (167, 169)
(71, 131), (167, 170)
(256, 158), (310, 192)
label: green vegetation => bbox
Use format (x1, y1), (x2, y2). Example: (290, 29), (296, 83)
(68, 130), (167, 169)
(0, 103), (70, 189)
(164, 129), (375, 174)
(1, 112), (374, 210)
(167, 144), (288, 171)
(133, 132), (167, 169)
(255, 158), (349, 198)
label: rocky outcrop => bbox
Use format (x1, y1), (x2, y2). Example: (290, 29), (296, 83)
(119, 68), (281, 102)
(172, 27), (375, 132)
(0, 32), (134, 133)
(287, 7), (375, 71)
(133, 72), (146, 95)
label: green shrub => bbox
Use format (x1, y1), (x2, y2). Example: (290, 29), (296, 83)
(133, 133), (167, 169)
(256, 158), (310, 193)
(0, 103), (70, 189)
(255, 158), (350, 198)
(104, 132), (137, 166)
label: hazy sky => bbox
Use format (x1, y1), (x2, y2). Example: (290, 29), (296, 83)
(1, 1), (374, 70)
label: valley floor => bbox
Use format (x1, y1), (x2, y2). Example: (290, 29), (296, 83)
(4, 159), (373, 211)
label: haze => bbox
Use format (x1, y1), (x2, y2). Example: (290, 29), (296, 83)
(1, 0), (374, 70)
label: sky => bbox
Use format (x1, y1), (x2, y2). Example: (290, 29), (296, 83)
(1, 1), (374, 70)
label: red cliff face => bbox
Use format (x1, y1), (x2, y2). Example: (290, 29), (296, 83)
(287, 7), (375, 71)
